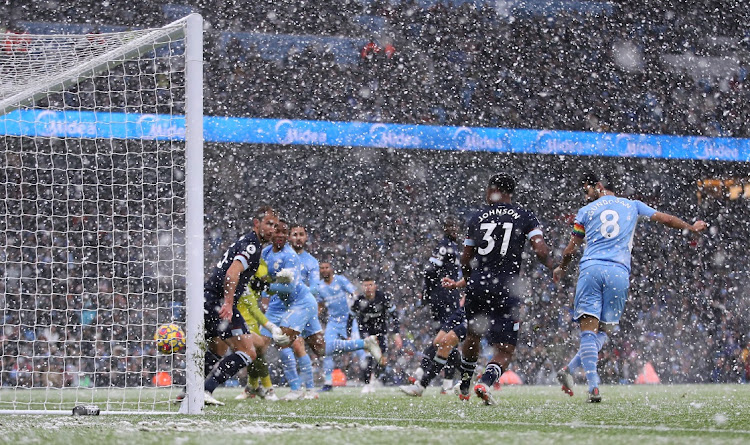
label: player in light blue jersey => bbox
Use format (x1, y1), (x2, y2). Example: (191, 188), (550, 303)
(288, 223), (322, 398)
(261, 221), (381, 400)
(554, 172), (707, 403)
(260, 220), (322, 401)
(317, 261), (381, 392)
(291, 224), (321, 296)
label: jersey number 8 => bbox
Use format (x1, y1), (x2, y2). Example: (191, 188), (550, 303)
(599, 210), (621, 238)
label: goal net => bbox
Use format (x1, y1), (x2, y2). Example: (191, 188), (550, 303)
(0, 14), (204, 414)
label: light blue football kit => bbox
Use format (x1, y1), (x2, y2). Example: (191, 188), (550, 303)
(260, 244), (322, 338)
(297, 250), (321, 297)
(317, 274), (367, 385)
(572, 196), (656, 324)
(568, 195), (656, 392)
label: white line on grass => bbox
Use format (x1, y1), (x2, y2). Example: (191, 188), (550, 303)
(247, 413), (750, 436)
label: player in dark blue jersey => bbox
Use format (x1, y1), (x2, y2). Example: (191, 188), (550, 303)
(400, 216), (467, 397)
(350, 277), (402, 394)
(201, 206), (289, 406)
(445, 174), (555, 405)
(553, 172), (706, 402)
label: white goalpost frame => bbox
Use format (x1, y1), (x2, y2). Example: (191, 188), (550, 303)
(0, 14), (204, 415)
(180, 12), (205, 416)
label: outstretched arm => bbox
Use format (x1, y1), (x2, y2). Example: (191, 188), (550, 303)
(530, 233), (555, 270)
(553, 236), (584, 283)
(651, 212), (707, 233)
(442, 245), (476, 290)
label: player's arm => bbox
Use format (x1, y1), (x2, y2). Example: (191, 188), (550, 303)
(442, 245), (474, 289)
(553, 236), (584, 283)
(650, 212), (707, 233)
(239, 290), (269, 327)
(318, 301), (326, 319)
(529, 230), (555, 270)
(220, 260), (245, 320)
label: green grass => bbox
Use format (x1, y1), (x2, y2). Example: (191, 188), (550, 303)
(2, 385), (750, 444)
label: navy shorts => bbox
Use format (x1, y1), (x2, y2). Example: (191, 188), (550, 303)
(439, 307), (467, 341)
(204, 297), (249, 340)
(464, 289), (520, 346)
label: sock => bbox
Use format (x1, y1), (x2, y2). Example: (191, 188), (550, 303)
(459, 358), (477, 392)
(323, 356), (335, 385)
(204, 350), (221, 376)
(443, 348), (460, 380)
(255, 355), (270, 379)
(261, 375), (272, 389)
(204, 351), (252, 393)
(480, 362), (502, 386)
(363, 356), (375, 384)
(298, 354), (314, 390)
(579, 331), (600, 392)
(420, 355), (447, 388)
(326, 338), (365, 355)
(247, 376), (258, 389)
(567, 331), (609, 372)
(420, 344), (437, 371)
(279, 348), (301, 391)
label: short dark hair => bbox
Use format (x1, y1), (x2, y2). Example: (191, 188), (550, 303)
(580, 171), (600, 188)
(276, 218), (290, 234)
(488, 174), (516, 194)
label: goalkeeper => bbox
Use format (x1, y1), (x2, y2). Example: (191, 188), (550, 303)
(235, 259), (278, 401)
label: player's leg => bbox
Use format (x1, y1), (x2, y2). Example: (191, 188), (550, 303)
(361, 334), (387, 393)
(202, 303), (256, 405)
(205, 333), (257, 406)
(442, 347), (461, 392)
(559, 267), (604, 399)
(292, 337), (317, 397)
(299, 305), (326, 397)
(321, 324), (340, 390)
(350, 319), (367, 365)
(440, 309), (467, 393)
(401, 329), (460, 396)
(235, 307), (267, 400)
(259, 307), (304, 400)
(280, 299), (319, 399)
(456, 298), (481, 399)
(473, 306), (519, 406)
(581, 265), (629, 403)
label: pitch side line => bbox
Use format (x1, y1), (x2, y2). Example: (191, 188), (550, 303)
(246, 413), (750, 436)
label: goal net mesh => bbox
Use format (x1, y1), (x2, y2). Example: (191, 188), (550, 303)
(0, 19), (193, 413)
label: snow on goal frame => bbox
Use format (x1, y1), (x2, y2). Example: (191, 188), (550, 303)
(0, 14), (204, 414)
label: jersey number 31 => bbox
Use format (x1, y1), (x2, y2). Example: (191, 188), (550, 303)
(478, 222), (513, 256)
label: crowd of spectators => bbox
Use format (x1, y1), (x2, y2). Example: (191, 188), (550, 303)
(1, 0), (750, 392)
(3, 1), (750, 137)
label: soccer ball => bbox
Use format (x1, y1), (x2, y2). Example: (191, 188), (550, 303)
(155, 323), (186, 354)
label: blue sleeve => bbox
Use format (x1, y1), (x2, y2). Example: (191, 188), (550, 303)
(269, 282), (293, 295)
(574, 207), (588, 226)
(635, 200), (657, 218)
(308, 259), (321, 296)
(342, 277), (356, 295)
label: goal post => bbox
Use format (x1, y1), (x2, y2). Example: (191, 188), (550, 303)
(0, 14), (204, 414)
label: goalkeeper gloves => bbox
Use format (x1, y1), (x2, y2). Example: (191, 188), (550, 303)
(265, 322), (291, 347)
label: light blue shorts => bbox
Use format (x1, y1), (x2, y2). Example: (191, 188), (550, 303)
(324, 319), (349, 343)
(574, 263), (630, 324)
(260, 297), (322, 338)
